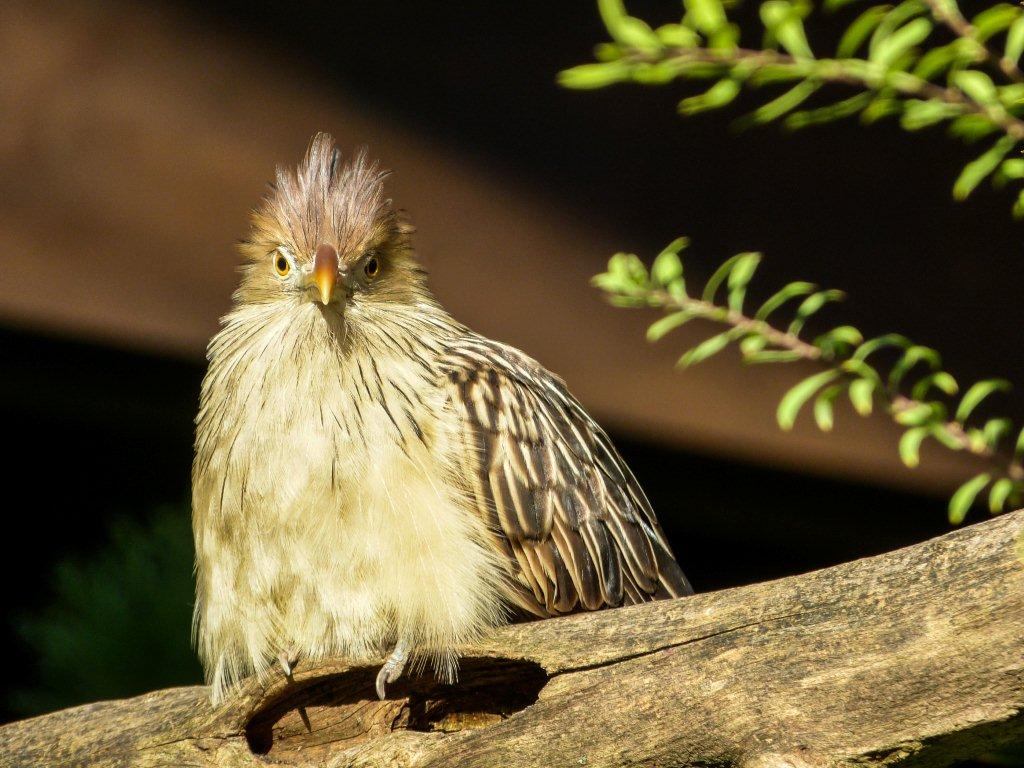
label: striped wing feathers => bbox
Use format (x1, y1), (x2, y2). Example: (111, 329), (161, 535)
(442, 339), (692, 618)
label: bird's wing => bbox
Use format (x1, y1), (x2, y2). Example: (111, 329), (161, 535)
(440, 337), (692, 618)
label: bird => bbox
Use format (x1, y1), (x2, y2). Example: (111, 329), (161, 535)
(191, 133), (693, 704)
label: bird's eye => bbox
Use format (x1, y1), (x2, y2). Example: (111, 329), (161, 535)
(274, 251), (291, 277)
(364, 255), (381, 279)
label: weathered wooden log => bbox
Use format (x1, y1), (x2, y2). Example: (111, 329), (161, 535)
(4, 510), (1023, 768)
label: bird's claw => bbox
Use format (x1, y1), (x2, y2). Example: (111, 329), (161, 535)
(375, 641), (410, 699)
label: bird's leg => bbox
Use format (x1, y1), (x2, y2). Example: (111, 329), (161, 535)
(375, 639), (411, 700)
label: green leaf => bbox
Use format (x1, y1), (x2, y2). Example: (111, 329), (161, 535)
(755, 281), (816, 321)
(972, 4), (1020, 43)
(685, 0), (728, 36)
(647, 311), (695, 341)
(888, 345), (941, 388)
(899, 426), (930, 467)
(598, 0), (663, 53)
(988, 478), (1015, 514)
(786, 93), (873, 128)
(861, 95), (903, 124)
(838, 5), (891, 58)
(702, 254), (745, 302)
(1015, 189), (1024, 219)
(1015, 426), (1024, 458)
(788, 289), (845, 336)
(912, 43), (959, 80)
(727, 252), (762, 311)
(778, 370), (841, 430)
(740, 335), (767, 356)
(816, 325), (864, 346)
(900, 99), (961, 130)
(955, 379), (1012, 422)
(952, 70), (999, 107)
(677, 331), (734, 368)
(849, 377), (876, 416)
(1007, 15), (1024, 63)
(559, 62), (633, 89)
(761, 0), (815, 59)
(948, 114), (1000, 142)
(930, 424), (964, 450)
(911, 371), (958, 400)
(852, 333), (912, 361)
(953, 136), (1018, 201)
(982, 417), (1013, 449)
(655, 23), (701, 47)
(678, 78), (742, 115)
(872, 17), (933, 68)
(745, 350), (805, 363)
(651, 238), (689, 287)
(948, 473), (992, 524)
(814, 382), (847, 431)
(743, 80), (822, 126)
(894, 402), (936, 426)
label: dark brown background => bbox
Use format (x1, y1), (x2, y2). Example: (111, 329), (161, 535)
(2, 0), (1020, 721)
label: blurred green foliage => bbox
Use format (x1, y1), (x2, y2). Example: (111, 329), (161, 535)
(594, 239), (1024, 524)
(9, 508), (201, 716)
(561, 0), (1024, 215)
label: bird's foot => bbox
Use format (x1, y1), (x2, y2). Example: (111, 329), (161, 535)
(375, 640), (410, 700)
(277, 648), (300, 682)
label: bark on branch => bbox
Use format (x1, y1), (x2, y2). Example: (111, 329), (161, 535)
(4, 510), (1024, 768)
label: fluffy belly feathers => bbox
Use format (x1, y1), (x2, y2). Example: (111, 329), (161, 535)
(193, 385), (506, 701)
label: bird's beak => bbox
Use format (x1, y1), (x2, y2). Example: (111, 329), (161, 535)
(313, 243), (339, 305)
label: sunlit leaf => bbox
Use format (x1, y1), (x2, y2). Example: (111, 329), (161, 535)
(755, 281), (816, 321)
(788, 289), (845, 336)
(899, 426), (930, 467)
(888, 345), (941, 388)
(727, 252), (762, 311)
(955, 379), (1011, 422)
(685, 0), (728, 36)
(838, 5), (891, 58)
(678, 78), (742, 114)
(702, 254), (746, 302)
(778, 370), (841, 430)
(849, 377), (876, 415)
(559, 62), (633, 89)
(647, 311), (696, 341)
(677, 331), (734, 368)
(814, 382), (847, 431)
(761, 0), (815, 58)
(953, 136), (1018, 201)
(1006, 15), (1024, 63)
(948, 473), (992, 524)
(872, 17), (932, 68)
(911, 370), (959, 400)
(651, 238), (689, 287)
(988, 477), (1015, 514)
(746, 81), (823, 127)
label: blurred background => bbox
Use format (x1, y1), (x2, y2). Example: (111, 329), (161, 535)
(2, 0), (1021, 722)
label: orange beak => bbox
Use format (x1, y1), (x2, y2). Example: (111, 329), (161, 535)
(313, 243), (339, 305)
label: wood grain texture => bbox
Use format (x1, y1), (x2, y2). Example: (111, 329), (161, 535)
(3, 510), (1023, 768)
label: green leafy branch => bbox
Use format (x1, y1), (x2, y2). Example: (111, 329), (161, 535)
(560, 0), (1024, 214)
(594, 237), (1024, 523)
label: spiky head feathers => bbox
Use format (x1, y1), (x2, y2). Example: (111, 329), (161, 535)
(235, 133), (425, 309)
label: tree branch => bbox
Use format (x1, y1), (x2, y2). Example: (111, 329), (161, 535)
(4, 510), (1024, 767)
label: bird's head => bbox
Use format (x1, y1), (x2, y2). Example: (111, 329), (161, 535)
(234, 133), (429, 326)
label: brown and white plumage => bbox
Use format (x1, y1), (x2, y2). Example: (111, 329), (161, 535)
(191, 133), (692, 704)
